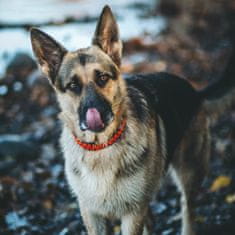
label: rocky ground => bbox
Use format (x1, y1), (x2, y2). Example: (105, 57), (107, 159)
(0, 0), (235, 234)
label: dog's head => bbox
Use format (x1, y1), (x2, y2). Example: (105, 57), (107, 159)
(30, 6), (125, 136)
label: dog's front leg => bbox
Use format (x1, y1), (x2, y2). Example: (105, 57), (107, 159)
(79, 206), (108, 235)
(121, 209), (149, 235)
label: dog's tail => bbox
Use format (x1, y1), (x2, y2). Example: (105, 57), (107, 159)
(198, 10), (235, 119)
(198, 43), (235, 119)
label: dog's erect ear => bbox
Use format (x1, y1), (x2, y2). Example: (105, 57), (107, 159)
(30, 28), (67, 83)
(92, 5), (122, 67)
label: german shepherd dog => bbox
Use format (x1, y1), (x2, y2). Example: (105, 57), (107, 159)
(30, 5), (235, 235)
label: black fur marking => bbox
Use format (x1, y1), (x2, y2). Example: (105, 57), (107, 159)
(55, 76), (66, 92)
(77, 53), (96, 66)
(125, 72), (202, 165)
(57, 74), (83, 94)
(66, 75), (83, 95)
(109, 64), (118, 80)
(155, 115), (162, 151)
(127, 86), (150, 122)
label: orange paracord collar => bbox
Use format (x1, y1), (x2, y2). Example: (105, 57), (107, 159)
(73, 118), (127, 151)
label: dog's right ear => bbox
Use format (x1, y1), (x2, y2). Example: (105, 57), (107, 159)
(92, 5), (122, 67)
(30, 28), (67, 83)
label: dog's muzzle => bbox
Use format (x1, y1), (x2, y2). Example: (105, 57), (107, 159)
(78, 84), (113, 132)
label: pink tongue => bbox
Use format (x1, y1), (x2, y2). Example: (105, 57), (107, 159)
(86, 108), (104, 130)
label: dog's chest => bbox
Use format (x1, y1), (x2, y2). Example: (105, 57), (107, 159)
(66, 153), (146, 217)
(61, 128), (148, 217)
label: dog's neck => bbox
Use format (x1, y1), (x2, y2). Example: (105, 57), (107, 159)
(73, 117), (127, 151)
(82, 109), (126, 144)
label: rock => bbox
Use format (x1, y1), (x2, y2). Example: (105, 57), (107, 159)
(0, 134), (40, 160)
(6, 53), (37, 80)
(26, 69), (55, 107)
(157, 0), (182, 18)
(26, 69), (47, 88)
(0, 160), (17, 176)
(5, 211), (28, 230)
(152, 202), (167, 214)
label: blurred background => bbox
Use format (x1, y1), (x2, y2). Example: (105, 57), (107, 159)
(0, 0), (235, 234)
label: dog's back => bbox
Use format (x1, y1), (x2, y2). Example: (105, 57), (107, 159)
(125, 72), (202, 165)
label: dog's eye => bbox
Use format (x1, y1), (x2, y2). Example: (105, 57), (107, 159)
(95, 70), (111, 87)
(99, 74), (109, 81)
(68, 81), (78, 89)
(66, 76), (82, 94)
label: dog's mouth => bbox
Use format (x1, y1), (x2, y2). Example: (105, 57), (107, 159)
(85, 108), (104, 131)
(80, 108), (113, 132)
(78, 84), (114, 133)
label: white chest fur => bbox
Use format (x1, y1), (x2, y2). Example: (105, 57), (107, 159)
(61, 127), (148, 217)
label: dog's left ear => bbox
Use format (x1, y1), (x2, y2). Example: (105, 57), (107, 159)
(92, 5), (122, 67)
(30, 28), (67, 84)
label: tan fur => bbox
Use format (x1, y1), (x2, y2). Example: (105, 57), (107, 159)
(171, 109), (211, 235)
